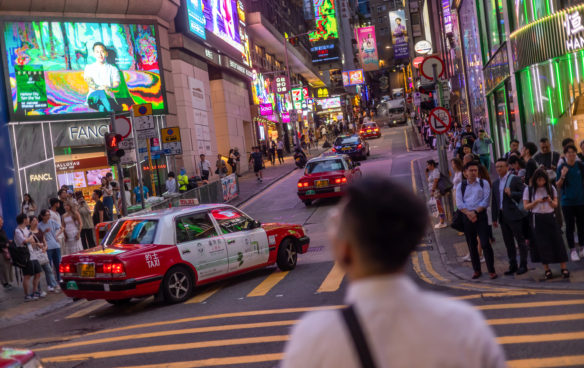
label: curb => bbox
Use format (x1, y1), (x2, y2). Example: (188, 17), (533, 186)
(414, 157), (584, 291)
(0, 295), (75, 330)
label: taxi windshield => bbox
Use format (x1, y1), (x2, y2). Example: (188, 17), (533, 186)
(106, 220), (158, 245)
(334, 136), (359, 146)
(306, 160), (344, 174)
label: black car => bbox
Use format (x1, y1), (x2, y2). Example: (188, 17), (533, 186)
(332, 135), (370, 160)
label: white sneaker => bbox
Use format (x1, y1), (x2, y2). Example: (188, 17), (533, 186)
(38, 291), (47, 298)
(462, 254), (471, 262)
(571, 249), (581, 262)
(434, 223), (447, 229)
(47, 286), (55, 292)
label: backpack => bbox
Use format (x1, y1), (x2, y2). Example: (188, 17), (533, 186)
(10, 228), (30, 269)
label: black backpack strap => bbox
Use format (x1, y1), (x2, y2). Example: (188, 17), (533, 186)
(341, 305), (377, 368)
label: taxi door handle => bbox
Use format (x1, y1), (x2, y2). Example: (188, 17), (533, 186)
(227, 240), (236, 244)
(182, 249), (191, 254)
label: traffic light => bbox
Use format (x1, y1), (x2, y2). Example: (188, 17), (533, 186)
(288, 36), (298, 46)
(105, 133), (125, 165)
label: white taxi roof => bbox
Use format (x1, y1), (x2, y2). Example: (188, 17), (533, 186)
(308, 154), (349, 164)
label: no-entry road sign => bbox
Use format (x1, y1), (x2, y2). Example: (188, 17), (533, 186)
(428, 107), (452, 135)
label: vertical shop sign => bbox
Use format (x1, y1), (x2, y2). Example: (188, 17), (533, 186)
(389, 9), (409, 59)
(356, 26), (379, 71)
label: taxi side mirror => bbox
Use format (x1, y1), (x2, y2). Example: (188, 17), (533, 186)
(252, 220), (262, 229)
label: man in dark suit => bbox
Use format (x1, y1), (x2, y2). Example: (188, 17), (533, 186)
(492, 158), (528, 275)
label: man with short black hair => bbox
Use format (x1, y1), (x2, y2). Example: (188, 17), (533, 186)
(534, 137), (561, 181)
(282, 177), (505, 368)
(456, 161), (497, 279)
(84, 42), (120, 112)
(472, 129), (493, 169)
(522, 142), (539, 185)
(57, 189), (68, 216)
(249, 146), (264, 183)
(92, 190), (107, 225)
(492, 158), (528, 275)
(504, 139), (521, 159)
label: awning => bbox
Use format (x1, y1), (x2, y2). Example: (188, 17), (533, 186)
(247, 12), (326, 88)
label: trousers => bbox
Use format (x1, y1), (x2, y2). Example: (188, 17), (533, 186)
(562, 204), (584, 249)
(499, 212), (528, 267)
(463, 212), (495, 273)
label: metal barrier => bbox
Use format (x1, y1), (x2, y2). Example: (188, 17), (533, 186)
(129, 174), (239, 215)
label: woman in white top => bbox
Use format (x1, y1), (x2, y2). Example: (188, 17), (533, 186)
(62, 200), (83, 256)
(451, 158), (463, 207)
(21, 193), (37, 217)
(426, 160), (446, 228)
(523, 168), (569, 279)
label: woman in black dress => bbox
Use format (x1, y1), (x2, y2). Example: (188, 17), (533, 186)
(523, 169), (569, 279)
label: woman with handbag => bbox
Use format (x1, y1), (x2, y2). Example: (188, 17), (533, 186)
(14, 213), (43, 302)
(523, 169), (569, 279)
(21, 193), (37, 217)
(29, 216), (59, 292)
(0, 216), (13, 289)
(427, 160), (447, 229)
(62, 200), (83, 256)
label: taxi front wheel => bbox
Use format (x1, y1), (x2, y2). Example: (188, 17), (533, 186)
(277, 238), (297, 271)
(163, 266), (194, 303)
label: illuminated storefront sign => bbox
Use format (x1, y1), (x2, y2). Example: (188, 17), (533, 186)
(309, 0), (339, 42)
(2, 20), (166, 121)
(356, 26), (379, 71)
(310, 41), (340, 63)
(389, 10), (409, 59)
(342, 69), (364, 86)
(316, 96), (341, 110)
(187, 0), (206, 39)
(259, 103), (273, 116)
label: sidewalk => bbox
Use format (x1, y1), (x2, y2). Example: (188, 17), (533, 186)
(414, 154), (584, 289)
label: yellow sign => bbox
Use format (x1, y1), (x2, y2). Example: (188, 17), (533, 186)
(132, 103), (153, 117)
(161, 127), (181, 143)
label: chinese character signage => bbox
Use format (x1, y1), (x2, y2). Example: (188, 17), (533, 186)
(315, 97), (341, 110)
(565, 10), (584, 51)
(309, 0), (339, 42)
(442, 0), (452, 34)
(342, 69), (364, 86)
(310, 41), (340, 63)
(187, 0), (206, 40)
(2, 21), (166, 121)
(389, 10), (409, 59)
(273, 76), (290, 94)
(356, 26), (379, 71)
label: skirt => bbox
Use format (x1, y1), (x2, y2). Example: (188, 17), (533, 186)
(531, 213), (569, 265)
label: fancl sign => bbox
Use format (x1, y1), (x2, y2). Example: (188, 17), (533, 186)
(51, 121), (110, 147)
(68, 124), (109, 141)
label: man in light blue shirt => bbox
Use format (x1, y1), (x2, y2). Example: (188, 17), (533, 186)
(38, 209), (63, 283)
(472, 129), (493, 169)
(456, 161), (497, 280)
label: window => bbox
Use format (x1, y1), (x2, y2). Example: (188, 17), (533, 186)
(378, 17), (383, 23)
(306, 160), (345, 174)
(334, 136), (360, 145)
(211, 208), (255, 234)
(106, 220), (158, 245)
(176, 212), (218, 243)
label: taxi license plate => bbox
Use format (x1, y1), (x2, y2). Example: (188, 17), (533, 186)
(78, 263), (95, 278)
(367, 129), (372, 133)
(306, 190), (316, 195)
(315, 180), (329, 188)
(342, 147), (351, 151)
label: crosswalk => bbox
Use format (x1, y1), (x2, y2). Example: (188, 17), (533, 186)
(17, 293), (584, 368)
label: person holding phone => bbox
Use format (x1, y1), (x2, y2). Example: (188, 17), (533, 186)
(524, 169), (569, 279)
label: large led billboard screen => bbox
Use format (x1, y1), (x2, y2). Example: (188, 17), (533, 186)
(309, 0), (339, 42)
(203, 0), (244, 53)
(389, 10), (409, 59)
(356, 26), (379, 71)
(187, 0), (206, 40)
(2, 21), (165, 120)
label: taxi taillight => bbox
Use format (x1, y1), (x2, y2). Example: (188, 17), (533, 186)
(99, 262), (125, 277)
(357, 144), (363, 149)
(60, 263), (76, 276)
(334, 177), (348, 184)
(298, 181), (310, 188)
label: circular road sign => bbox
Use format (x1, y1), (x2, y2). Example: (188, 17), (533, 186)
(414, 40), (433, 55)
(421, 56), (445, 81)
(428, 107), (452, 135)
(113, 116), (132, 139)
(138, 105), (148, 115)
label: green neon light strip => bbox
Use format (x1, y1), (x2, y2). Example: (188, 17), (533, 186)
(531, 0), (536, 22)
(554, 61), (564, 115)
(569, 55), (574, 84)
(547, 87), (554, 119)
(523, 0), (529, 25)
(526, 69), (535, 114)
(545, 0), (551, 16)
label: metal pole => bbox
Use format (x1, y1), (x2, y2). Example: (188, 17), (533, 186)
(147, 139), (157, 197)
(283, 35), (298, 148)
(433, 64), (453, 220)
(130, 109), (146, 209)
(109, 112), (128, 217)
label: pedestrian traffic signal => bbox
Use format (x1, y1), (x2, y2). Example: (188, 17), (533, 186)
(105, 133), (125, 165)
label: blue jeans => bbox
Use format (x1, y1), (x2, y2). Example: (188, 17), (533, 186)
(39, 262), (57, 290)
(47, 248), (61, 283)
(103, 196), (114, 220)
(479, 154), (491, 170)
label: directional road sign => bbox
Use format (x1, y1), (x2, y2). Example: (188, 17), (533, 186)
(421, 56), (445, 81)
(428, 107), (452, 135)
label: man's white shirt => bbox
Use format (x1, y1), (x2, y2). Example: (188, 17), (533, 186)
(84, 62), (120, 100)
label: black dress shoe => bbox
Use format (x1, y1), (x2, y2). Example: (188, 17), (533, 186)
(516, 266), (528, 275)
(504, 267), (517, 276)
(472, 272), (482, 279)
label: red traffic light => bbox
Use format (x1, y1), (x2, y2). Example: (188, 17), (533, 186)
(106, 133), (123, 149)
(288, 36), (298, 45)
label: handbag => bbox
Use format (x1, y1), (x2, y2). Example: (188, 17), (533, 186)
(451, 210), (465, 232)
(428, 198), (439, 218)
(32, 233), (49, 265)
(437, 173), (454, 195)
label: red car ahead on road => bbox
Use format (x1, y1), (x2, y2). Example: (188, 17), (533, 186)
(60, 204), (309, 304)
(297, 155), (362, 206)
(0, 347), (42, 367)
(359, 122), (381, 139)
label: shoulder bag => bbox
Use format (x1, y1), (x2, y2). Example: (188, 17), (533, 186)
(341, 305), (377, 368)
(10, 228), (30, 269)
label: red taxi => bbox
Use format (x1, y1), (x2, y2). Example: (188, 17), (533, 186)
(297, 155), (362, 206)
(60, 204), (309, 304)
(0, 347), (42, 368)
(359, 122), (381, 139)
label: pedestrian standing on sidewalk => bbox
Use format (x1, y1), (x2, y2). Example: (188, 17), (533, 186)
(269, 141), (276, 165)
(451, 158), (463, 209)
(521, 142), (539, 185)
(523, 169), (569, 279)
(21, 194), (37, 217)
(491, 159), (528, 276)
(14, 213), (44, 302)
(56, 189), (68, 216)
(199, 154), (212, 181)
(508, 155), (526, 182)
(62, 200), (83, 256)
(29, 215), (58, 293)
(504, 139), (521, 160)
(556, 144), (584, 262)
(472, 129), (493, 170)
(165, 172), (178, 194)
(228, 150), (237, 174)
(427, 160), (446, 228)
(49, 198), (64, 248)
(277, 140), (285, 164)
(38, 209), (63, 284)
(534, 138), (560, 182)
(101, 175), (114, 219)
(233, 147), (242, 176)
(249, 146), (264, 183)
(215, 154), (228, 178)
(0, 216), (13, 289)
(76, 192), (95, 249)
(282, 177), (506, 368)
(178, 168), (189, 193)
(456, 161), (497, 279)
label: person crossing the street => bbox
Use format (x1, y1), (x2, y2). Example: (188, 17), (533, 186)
(249, 146), (264, 183)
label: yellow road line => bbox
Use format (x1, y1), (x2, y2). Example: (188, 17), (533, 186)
(410, 160), (417, 192)
(459, 282), (512, 292)
(0, 334), (85, 347)
(476, 299), (584, 311)
(247, 270), (289, 297)
(411, 251), (434, 285)
(488, 312), (584, 326)
(65, 300), (108, 319)
(420, 250), (449, 282)
(116, 353), (283, 368)
(498, 331), (584, 344)
(507, 354), (584, 368)
(454, 291), (534, 300)
(43, 335), (289, 363)
(404, 128), (410, 152)
(187, 283), (223, 304)
(35, 320), (297, 352)
(317, 262), (345, 293)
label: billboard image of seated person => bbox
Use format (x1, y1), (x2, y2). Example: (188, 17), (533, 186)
(84, 42), (121, 112)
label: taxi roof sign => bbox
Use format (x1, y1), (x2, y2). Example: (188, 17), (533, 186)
(133, 103), (153, 117)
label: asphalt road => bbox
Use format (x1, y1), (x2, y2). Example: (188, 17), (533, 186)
(2, 124), (584, 368)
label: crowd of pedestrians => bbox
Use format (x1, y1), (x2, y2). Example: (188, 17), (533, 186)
(433, 127), (584, 280)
